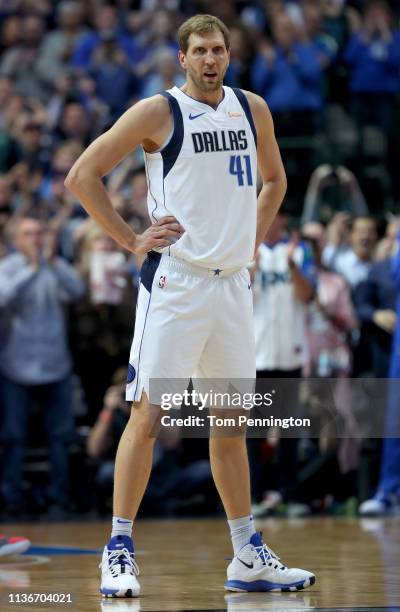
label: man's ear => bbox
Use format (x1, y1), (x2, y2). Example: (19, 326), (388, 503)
(178, 49), (187, 70)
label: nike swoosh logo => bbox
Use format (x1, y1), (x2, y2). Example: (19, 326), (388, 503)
(189, 112), (206, 120)
(238, 559), (254, 569)
(117, 519), (131, 524)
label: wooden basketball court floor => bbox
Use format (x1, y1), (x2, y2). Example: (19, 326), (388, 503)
(0, 517), (399, 612)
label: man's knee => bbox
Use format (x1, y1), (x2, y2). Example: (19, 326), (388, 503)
(125, 392), (161, 442)
(209, 409), (248, 441)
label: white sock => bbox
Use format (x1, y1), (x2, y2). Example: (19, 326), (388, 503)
(228, 515), (256, 555)
(111, 516), (133, 539)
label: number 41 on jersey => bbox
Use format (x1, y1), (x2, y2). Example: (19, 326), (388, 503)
(229, 155), (253, 186)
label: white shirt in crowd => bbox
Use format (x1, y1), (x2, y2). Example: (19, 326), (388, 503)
(253, 240), (315, 371)
(322, 245), (372, 289)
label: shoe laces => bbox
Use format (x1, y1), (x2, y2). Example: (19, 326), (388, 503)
(100, 548), (139, 577)
(254, 538), (286, 571)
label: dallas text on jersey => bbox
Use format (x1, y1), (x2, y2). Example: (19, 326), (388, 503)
(192, 129), (248, 153)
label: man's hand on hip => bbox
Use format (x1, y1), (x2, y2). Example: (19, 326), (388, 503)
(133, 216), (185, 256)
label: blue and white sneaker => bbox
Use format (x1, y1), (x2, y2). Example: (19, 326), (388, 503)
(359, 492), (399, 517)
(225, 532), (315, 593)
(100, 535), (140, 598)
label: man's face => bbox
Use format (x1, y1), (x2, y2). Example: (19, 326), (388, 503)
(62, 103), (88, 136)
(272, 15), (296, 50)
(179, 30), (230, 93)
(15, 219), (44, 254)
(350, 218), (377, 259)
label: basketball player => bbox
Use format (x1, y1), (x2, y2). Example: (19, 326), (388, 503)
(65, 14), (315, 597)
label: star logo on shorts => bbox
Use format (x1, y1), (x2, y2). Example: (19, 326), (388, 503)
(158, 275), (167, 288)
(213, 269), (222, 276)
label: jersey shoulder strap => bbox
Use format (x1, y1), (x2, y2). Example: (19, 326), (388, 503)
(159, 91), (184, 178)
(231, 88), (257, 148)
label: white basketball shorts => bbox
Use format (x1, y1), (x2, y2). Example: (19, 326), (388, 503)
(126, 251), (256, 404)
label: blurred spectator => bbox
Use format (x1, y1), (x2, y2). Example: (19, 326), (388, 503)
(323, 214), (378, 377)
(38, 141), (83, 207)
(46, 72), (109, 133)
(323, 214), (378, 290)
(253, 211), (315, 373)
(52, 101), (93, 147)
(303, 3), (338, 69)
(359, 229), (400, 515)
(139, 10), (179, 74)
(37, 1), (87, 87)
(30, 141), (86, 259)
(0, 176), (13, 257)
(89, 32), (143, 119)
(126, 169), (151, 230)
(302, 223), (360, 502)
(224, 25), (255, 90)
(250, 208), (315, 515)
(71, 4), (142, 72)
(344, 0), (400, 135)
(303, 223), (357, 377)
(322, 0), (361, 50)
(71, 223), (135, 421)
(87, 368), (214, 515)
(11, 0), (52, 19)
(0, 16), (48, 101)
(108, 165), (151, 233)
(14, 119), (52, 176)
(301, 164), (369, 225)
(353, 218), (399, 377)
(0, 76), (14, 126)
(0, 15), (22, 57)
(251, 10), (325, 200)
(319, 0), (360, 103)
(251, 13), (323, 133)
(142, 49), (184, 98)
(86, 367), (131, 512)
(0, 217), (84, 515)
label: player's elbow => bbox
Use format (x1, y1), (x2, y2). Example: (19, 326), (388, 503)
(64, 163), (82, 194)
(278, 169), (288, 198)
(64, 161), (95, 194)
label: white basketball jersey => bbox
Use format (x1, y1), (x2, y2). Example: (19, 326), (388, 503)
(253, 240), (315, 370)
(143, 86), (258, 269)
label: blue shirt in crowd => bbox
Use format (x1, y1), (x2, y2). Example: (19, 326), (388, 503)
(391, 238), (400, 377)
(71, 33), (142, 70)
(251, 43), (322, 112)
(344, 32), (400, 93)
(0, 253), (84, 385)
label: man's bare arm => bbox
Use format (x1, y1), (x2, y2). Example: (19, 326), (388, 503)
(246, 92), (287, 252)
(64, 95), (184, 254)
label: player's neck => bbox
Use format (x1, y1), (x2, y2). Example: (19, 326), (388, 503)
(181, 82), (224, 110)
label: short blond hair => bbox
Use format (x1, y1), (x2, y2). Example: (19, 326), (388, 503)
(178, 14), (230, 54)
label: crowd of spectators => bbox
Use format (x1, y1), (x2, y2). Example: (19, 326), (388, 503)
(0, 0), (400, 520)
